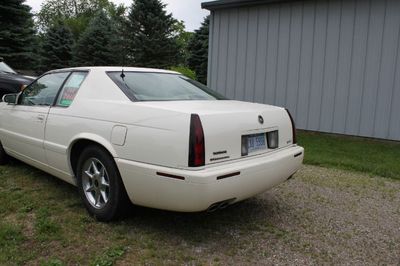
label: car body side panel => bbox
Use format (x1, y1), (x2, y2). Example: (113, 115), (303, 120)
(45, 110), (118, 182)
(46, 105), (191, 172)
(0, 105), (49, 164)
(120, 113), (190, 168)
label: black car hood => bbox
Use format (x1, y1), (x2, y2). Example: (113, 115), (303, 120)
(0, 72), (35, 85)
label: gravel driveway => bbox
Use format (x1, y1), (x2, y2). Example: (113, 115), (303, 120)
(2, 163), (399, 265)
(245, 165), (400, 265)
(117, 165), (400, 265)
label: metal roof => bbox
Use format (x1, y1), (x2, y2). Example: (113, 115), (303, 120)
(202, 0), (300, 10)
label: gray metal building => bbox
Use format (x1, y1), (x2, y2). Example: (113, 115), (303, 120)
(202, 0), (400, 141)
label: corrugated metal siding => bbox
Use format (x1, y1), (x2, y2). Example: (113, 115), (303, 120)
(208, 0), (400, 141)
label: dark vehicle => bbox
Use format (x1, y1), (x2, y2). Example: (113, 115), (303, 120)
(0, 57), (35, 99)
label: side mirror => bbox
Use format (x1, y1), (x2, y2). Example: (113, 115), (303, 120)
(2, 94), (18, 105)
(21, 84), (27, 91)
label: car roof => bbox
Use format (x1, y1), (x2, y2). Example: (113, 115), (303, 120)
(46, 66), (179, 75)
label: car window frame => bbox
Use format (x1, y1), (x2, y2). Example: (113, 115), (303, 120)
(18, 71), (72, 107)
(17, 70), (89, 108)
(53, 70), (89, 108)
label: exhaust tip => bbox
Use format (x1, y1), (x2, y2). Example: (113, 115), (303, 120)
(206, 198), (236, 212)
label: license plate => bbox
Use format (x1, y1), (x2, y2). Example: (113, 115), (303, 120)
(247, 133), (266, 153)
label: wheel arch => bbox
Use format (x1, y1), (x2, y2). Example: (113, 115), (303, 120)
(68, 133), (118, 178)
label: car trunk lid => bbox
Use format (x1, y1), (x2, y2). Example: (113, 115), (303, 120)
(135, 100), (295, 165)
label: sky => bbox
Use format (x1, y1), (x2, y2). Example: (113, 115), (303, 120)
(25, 0), (210, 32)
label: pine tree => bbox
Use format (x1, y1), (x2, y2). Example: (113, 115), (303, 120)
(0, 0), (37, 70)
(187, 16), (209, 85)
(126, 0), (180, 68)
(39, 22), (74, 72)
(108, 3), (127, 66)
(73, 10), (118, 66)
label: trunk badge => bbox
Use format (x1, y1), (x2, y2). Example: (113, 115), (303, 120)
(258, 115), (264, 124)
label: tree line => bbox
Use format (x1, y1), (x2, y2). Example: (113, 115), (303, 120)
(0, 0), (209, 84)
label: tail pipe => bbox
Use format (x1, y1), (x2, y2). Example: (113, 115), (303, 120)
(206, 198), (236, 212)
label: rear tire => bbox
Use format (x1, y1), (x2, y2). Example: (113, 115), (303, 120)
(76, 145), (130, 222)
(0, 142), (8, 165)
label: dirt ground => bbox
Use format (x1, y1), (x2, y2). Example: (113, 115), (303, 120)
(1, 163), (399, 265)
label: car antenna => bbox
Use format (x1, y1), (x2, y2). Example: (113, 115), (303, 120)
(120, 41), (126, 79)
(121, 57), (125, 79)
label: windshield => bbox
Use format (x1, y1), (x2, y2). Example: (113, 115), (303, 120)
(0, 62), (16, 74)
(107, 72), (226, 101)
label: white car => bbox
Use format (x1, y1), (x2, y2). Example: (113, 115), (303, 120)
(0, 67), (304, 221)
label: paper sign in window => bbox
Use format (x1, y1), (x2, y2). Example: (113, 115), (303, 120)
(57, 72), (87, 107)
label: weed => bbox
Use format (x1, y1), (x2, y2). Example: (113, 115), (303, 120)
(91, 246), (125, 266)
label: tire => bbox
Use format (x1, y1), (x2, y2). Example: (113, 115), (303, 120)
(0, 142), (8, 165)
(76, 145), (130, 222)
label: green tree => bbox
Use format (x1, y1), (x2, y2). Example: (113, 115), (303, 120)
(39, 22), (74, 72)
(173, 20), (194, 66)
(37, 0), (124, 40)
(73, 10), (118, 66)
(187, 16), (209, 85)
(0, 0), (37, 70)
(126, 0), (180, 68)
(109, 4), (127, 65)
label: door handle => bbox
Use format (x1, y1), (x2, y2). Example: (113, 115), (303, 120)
(37, 114), (45, 122)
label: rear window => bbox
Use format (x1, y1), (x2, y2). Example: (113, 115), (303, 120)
(107, 72), (226, 101)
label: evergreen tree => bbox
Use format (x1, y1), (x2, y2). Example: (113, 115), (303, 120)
(108, 4), (127, 65)
(73, 10), (118, 66)
(126, 0), (180, 68)
(0, 0), (37, 70)
(187, 16), (209, 85)
(39, 22), (74, 72)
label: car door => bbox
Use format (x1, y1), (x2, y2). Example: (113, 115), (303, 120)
(44, 71), (89, 179)
(0, 72), (70, 166)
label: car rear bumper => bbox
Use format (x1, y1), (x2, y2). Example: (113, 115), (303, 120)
(116, 145), (304, 212)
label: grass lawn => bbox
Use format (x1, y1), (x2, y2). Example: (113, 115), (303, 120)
(298, 131), (400, 180)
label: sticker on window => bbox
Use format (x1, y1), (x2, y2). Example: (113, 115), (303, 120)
(59, 87), (78, 106)
(57, 72), (87, 107)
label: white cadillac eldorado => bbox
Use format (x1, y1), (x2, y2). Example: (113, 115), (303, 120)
(0, 67), (304, 221)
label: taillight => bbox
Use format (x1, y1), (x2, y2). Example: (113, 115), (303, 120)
(188, 114), (205, 167)
(285, 109), (297, 144)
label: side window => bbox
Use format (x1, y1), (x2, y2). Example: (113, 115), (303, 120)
(20, 72), (69, 106)
(56, 72), (88, 107)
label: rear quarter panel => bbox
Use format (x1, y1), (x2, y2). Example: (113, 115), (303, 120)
(46, 105), (191, 173)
